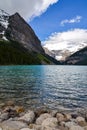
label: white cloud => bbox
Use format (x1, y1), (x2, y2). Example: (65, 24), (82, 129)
(43, 29), (87, 52)
(0, 0), (58, 20)
(60, 16), (82, 26)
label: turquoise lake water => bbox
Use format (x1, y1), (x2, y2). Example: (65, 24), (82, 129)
(0, 65), (87, 110)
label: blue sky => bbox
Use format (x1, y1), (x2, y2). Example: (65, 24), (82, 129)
(29, 0), (87, 41)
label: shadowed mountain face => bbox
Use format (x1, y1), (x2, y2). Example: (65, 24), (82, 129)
(0, 10), (60, 65)
(5, 13), (45, 53)
(64, 46), (87, 65)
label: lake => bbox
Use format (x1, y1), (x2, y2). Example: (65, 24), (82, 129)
(0, 65), (87, 110)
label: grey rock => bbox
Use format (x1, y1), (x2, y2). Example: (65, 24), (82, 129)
(50, 110), (58, 117)
(18, 110), (35, 124)
(63, 113), (72, 121)
(84, 126), (87, 130)
(29, 124), (42, 130)
(76, 116), (85, 123)
(42, 117), (58, 128)
(70, 125), (84, 130)
(36, 113), (51, 125)
(65, 121), (76, 128)
(0, 112), (9, 121)
(41, 127), (59, 130)
(0, 120), (28, 130)
(56, 113), (65, 122)
(21, 128), (35, 130)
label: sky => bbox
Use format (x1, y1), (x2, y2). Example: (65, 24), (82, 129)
(29, 0), (87, 51)
(29, 0), (87, 41)
(0, 0), (87, 51)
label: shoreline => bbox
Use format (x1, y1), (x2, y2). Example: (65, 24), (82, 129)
(0, 101), (87, 130)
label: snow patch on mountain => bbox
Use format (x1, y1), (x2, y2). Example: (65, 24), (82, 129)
(0, 9), (9, 40)
(0, 9), (9, 28)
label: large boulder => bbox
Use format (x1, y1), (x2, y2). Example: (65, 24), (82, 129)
(36, 113), (51, 125)
(42, 117), (58, 129)
(0, 120), (28, 130)
(18, 110), (35, 124)
(70, 125), (84, 130)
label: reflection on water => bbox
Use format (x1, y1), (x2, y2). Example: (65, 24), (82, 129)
(0, 65), (87, 110)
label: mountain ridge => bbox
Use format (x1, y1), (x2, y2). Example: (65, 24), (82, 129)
(0, 10), (60, 65)
(64, 46), (87, 65)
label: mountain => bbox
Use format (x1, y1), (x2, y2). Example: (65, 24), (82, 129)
(44, 41), (87, 61)
(0, 9), (60, 65)
(43, 47), (55, 58)
(64, 46), (87, 65)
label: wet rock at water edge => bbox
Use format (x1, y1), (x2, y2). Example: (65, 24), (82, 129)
(36, 113), (52, 125)
(56, 113), (65, 122)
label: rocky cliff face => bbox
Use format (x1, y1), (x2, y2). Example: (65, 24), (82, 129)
(0, 10), (60, 65)
(5, 13), (44, 53)
(65, 46), (87, 65)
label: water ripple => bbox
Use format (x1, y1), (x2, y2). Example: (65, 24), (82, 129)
(0, 65), (87, 109)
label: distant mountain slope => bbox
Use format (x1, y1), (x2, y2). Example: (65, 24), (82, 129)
(43, 47), (55, 58)
(0, 9), (60, 65)
(64, 46), (87, 65)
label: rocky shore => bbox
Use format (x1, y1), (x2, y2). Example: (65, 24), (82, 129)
(0, 101), (87, 130)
